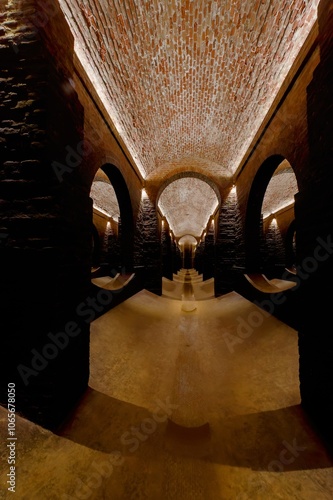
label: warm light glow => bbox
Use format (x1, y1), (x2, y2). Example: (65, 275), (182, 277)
(263, 201), (294, 220)
(231, 185), (237, 195)
(141, 188), (148, 199)
(93, 204), (111, 218)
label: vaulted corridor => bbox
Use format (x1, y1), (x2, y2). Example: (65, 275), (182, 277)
(1, 1), (333, 497)
(1, 290), (332, 499)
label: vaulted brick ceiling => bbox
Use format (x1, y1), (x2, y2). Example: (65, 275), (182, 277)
(59, 0), (318, 237)
(60, 0), (318, 180)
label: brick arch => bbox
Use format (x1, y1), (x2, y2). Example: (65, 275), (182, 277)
(245, 155), (299, 271)
(156, 171), (221, 208)
(96, 163), (134, 271)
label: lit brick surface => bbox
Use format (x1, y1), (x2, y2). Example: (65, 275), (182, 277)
(158, 177), (218, 236)
(59, 0), (318, 179)
(261, 161), (298, 217)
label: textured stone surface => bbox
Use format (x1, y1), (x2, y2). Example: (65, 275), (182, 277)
(295, 0), (333, 445)
(0, 0), (92, 428)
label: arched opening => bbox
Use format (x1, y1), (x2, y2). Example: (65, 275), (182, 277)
(158, 176), (219, 270)
(245, 155), (299, 275)
(89, 164), (134, 273)
(178, 234), (198, 269)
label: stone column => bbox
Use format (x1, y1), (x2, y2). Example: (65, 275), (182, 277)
(134, 190), (162, 294)
(161, 219), (173, 279)
(0, 1), (91, 428)
(202, 220), (215, 280)
(215, 188), (244, 295)
(296, 0), (333, 445)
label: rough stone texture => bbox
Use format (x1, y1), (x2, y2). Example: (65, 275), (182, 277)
(0, 0), (91, 429)
(134, 192), (162, 294)
(161, 220), (173, 280)
(215, 188), (244, 295)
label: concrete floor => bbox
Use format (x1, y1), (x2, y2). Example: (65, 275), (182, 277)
(1, 290), (333, 499)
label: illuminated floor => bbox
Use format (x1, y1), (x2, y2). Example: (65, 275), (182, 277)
(1, 290), (333, 499)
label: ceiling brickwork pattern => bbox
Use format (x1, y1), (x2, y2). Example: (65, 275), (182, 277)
(60, 0), (318, 180)
(261, 161), (298, 218)
(158, 177), (219, 236)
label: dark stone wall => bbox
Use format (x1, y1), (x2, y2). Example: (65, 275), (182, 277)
(296, 0), (333, 445)
(161, 222), (173, 279)
(134, 192), (162, 294)
(194, 241), (204, 274)
(215, 189), (244, 295)
(0, 1), (92, 429)
(202, 221), (215, 280)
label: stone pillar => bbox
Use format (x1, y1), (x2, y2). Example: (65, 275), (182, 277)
(134, 190), (162, 294)
(194, 241), (204, 274)
(161, 220), (173, 279)
(172, 240), (182, 274)
(202, 220), (215, 280)
(215, 188), (244, 295)
(0, 1), (91, 429)
(296, 0), (333, 445)
(264, 218), (285, 278)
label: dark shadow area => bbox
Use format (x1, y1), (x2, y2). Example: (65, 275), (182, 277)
(211, 404), (333, 472)
(55, 386), (168, 455)
(55, 388), (333, 472)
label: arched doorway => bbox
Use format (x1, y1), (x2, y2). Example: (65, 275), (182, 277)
(89, 164), (134, 272)
(245, 155), (299, 276)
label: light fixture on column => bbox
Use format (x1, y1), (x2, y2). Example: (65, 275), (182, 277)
(141, 187), (148, 199)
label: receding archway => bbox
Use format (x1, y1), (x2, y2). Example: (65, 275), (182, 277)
(90, 164), (134, 271)
(157, 175), (220, 239)
(245, 155), (299, 273)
